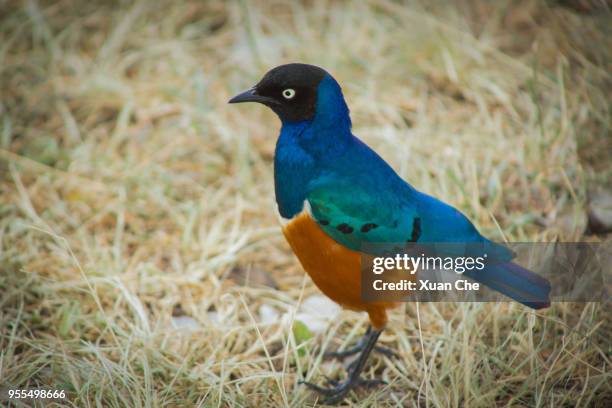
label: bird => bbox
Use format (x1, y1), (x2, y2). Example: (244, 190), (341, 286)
(229, 63), (551, 404)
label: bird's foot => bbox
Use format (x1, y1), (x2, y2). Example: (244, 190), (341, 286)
(300, 376), (387, 404)
(323, 375), (387, 389)
(302, 326), (385, 404)
(325, 344), (398, 359)
(324, 326), (398, 360)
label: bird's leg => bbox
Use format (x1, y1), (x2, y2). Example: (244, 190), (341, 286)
(324, 325), (398, 359)
(301, 327), (386, 404)
(323, 326), (372, 358)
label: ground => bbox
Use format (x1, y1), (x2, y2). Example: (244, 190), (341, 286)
(1, 1), (610, 407)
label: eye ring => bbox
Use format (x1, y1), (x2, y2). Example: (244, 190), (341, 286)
(282, 88), (296, 99)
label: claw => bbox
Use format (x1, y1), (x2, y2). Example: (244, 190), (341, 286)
(324, 326), (398, 361)
(301, 327), (386, 404)
(373, 345), (399, 359)
(300, 380), (345, 396)
(324, 346), (363, 359)
(323, 375), (340, 387)
(301, 376), (386, 404)
(358, 378), (388, 388)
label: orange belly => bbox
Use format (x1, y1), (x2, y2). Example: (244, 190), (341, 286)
(282, 211), (394, 329)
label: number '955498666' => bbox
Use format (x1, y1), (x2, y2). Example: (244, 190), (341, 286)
(5, 389), (66, 399)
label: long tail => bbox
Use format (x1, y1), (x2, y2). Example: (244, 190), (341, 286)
(465, 262), (551, 309)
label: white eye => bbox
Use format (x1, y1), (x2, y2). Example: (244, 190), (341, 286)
(282, 88), (296, 99)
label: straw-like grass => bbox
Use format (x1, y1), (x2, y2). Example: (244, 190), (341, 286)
(1, 0), (610, 406)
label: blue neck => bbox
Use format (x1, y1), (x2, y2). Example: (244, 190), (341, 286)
(274, 74), (354, 218)
(307, 74), (352, 135)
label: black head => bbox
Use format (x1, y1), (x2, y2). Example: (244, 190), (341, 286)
(229, 63), (328, 122)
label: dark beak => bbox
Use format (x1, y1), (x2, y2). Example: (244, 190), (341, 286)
(228, 88), (279, 105)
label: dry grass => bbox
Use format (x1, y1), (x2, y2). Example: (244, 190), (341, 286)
(1, 0), (611, 406)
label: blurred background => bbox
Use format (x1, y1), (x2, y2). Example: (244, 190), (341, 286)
(1, 0), (610, 406)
